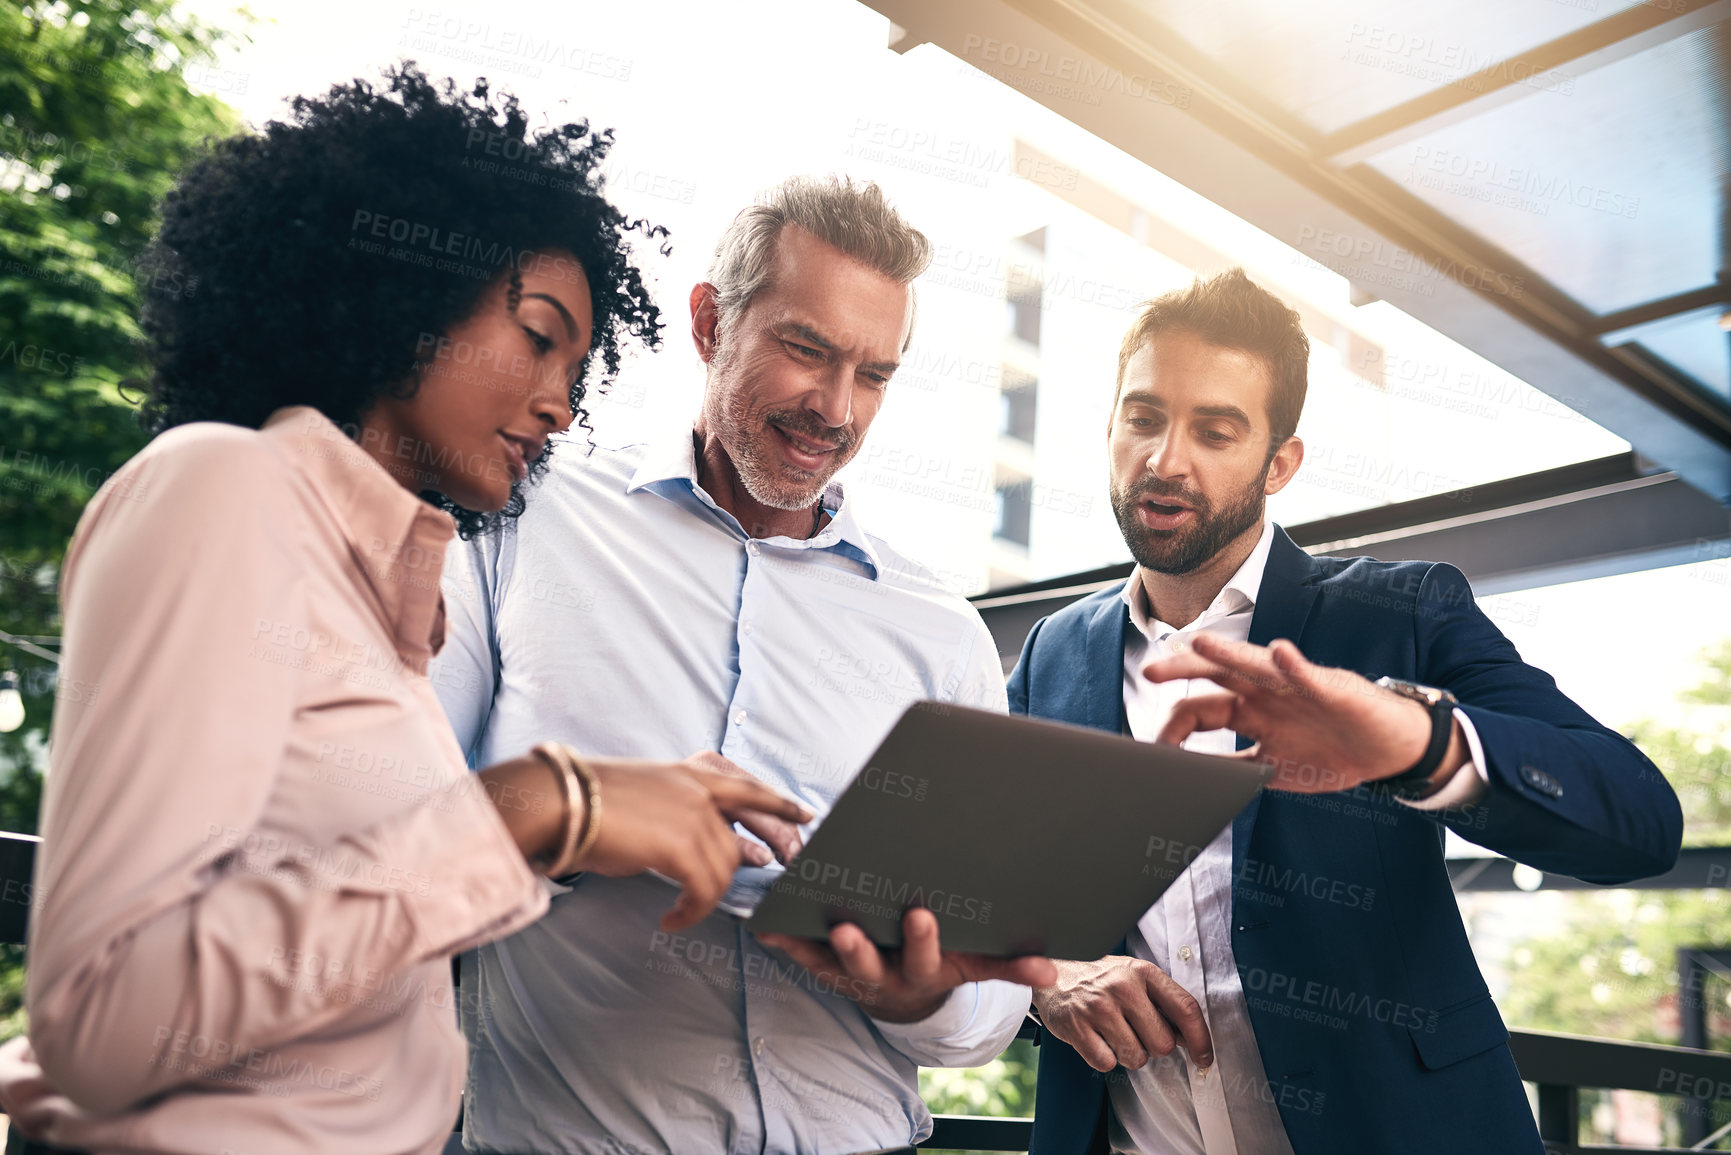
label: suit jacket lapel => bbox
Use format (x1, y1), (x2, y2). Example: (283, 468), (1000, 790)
(1081, 591), (1131, 734)
(1246, 526), (1324, 650)
(1233, 528), (1325, 875)
(1089, 591), (1133, 959)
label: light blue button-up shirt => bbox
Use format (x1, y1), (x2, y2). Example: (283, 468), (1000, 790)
(431, 425), (1028, 1155)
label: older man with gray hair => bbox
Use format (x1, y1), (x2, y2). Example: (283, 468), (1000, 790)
(433, 176), (1051, 1154)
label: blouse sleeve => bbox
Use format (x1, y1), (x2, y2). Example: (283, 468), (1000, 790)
(25, 427), (546, 1115)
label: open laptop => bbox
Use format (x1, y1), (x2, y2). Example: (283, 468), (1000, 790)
(715, 700), (1272, 961)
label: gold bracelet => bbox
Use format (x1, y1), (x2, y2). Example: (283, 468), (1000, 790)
(560, 744), (603, 874)
(530, 742), (583, 878)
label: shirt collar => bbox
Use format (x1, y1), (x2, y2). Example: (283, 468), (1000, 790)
(261, 406), (455, 670)
(1121, 519), (1276, 636)
(627, 423), (882, 579)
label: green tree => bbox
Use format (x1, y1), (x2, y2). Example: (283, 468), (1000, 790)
(920, 1035), (1039, 1117)
(0, 0), (242, 1041)
(1502, 641), (1731, 1040)
(0, 0), (240, 815)
(920, 1036), (1039, 1155)
(1633, 641), (1731, 848)
(1497, 639), (1731, 1144)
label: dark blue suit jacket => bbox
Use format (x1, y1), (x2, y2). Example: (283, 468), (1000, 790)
(1011, 528), (1683, 1155)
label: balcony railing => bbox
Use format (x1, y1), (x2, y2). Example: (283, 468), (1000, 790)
(915, 1025), (1731, 1152)
(1, 831), (1726, 1154)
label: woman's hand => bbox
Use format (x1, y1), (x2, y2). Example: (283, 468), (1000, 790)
(576, 752), (812, 929)
(479, 751), (812, 931)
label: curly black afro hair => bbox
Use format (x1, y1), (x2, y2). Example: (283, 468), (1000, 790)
(136, 62), (666, 536)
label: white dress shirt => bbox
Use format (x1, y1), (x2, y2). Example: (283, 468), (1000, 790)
(431, 426), (1028, 1155)
(1108, 521), (1487, 1155)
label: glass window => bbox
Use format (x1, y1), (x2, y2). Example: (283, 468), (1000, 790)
(195, 0), (1642, 598)
(1000, 380), (1037, 443)
(994, 480), (1032, 546)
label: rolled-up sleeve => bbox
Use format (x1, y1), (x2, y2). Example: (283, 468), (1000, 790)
(24, 431), (546, 1116)
(873, 979), (1033, 1068)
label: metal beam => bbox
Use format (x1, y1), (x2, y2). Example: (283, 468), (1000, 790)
(923, 1114), (1032, 1151)
(1448, 847), (1731, 892)
(864, 0), (1731, 503)
(1508, 1028), (1731, 1098)
(1323, 0), (1731, 167)
(1594, 283), (1731, 342)
(1675, 948), (1731, 1145)
(971, 453), (1731, 666)
(1534, 1080), (1579, 1148)
(0, 629), (62, 664)
(1298, 466), (1731, 597)
(0, 832), (37, 945)
(1288, 453), (1656, 549)
(910, 1032), (1731, 1150)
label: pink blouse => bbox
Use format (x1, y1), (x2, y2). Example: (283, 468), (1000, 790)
(0, 406), (548, 1153)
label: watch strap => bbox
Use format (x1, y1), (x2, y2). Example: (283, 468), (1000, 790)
(1385, 694), (1457, 797)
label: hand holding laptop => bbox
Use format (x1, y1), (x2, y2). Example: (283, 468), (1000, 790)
(759, 908), (1057, 1023)
(745, 702), (1272, 961)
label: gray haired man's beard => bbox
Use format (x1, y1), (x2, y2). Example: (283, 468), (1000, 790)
(728, 408), (857, 512)
(1110, 470), (1267, 576)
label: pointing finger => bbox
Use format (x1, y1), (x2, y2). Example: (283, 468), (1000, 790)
(1155, 694), (1241, 746)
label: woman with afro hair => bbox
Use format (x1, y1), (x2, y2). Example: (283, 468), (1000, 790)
(0, 64), (809, 1155)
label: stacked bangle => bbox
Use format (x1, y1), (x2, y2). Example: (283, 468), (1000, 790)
(530, 742), (603, 877)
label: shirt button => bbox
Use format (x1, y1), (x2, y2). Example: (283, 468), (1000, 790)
(733, 709), (748, 726)
(741, 622), (753, 636)
(753, 1037), (766, 1057)
(746, 541), (760, 556)
(1177, 945), (1194, 961)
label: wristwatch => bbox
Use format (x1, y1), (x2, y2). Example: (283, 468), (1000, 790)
(1374, 677), (1459, 800)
